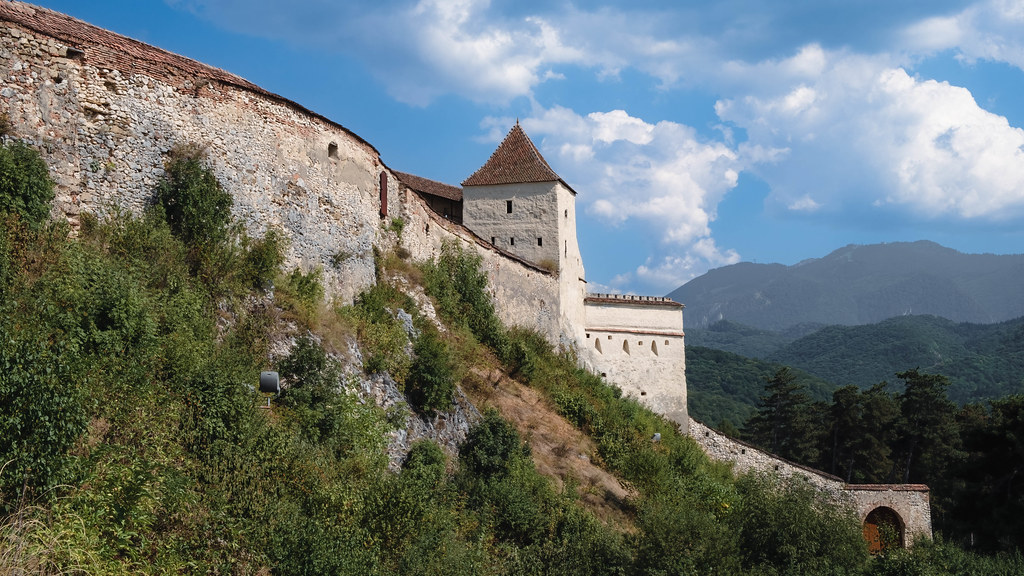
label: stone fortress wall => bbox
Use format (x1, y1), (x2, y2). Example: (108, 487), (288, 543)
(0, 0), (561, 337)
(1, 1), (931, 546)
(691, 420), (933, 545)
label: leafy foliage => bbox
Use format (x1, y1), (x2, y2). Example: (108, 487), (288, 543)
(407, 325), (457, 413)
(155, 144), (232, 252)
(423, 240), (505, 350)
(0, 139), (54, 229)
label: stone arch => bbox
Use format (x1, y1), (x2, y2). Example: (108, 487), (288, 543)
(651, 340), (659, 355)
(863, 506), (904, 553)
(622, 339), (630, 355)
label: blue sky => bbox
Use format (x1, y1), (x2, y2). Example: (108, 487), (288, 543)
(33, 0), (1024, 294)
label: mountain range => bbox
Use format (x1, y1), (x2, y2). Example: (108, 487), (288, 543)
(669, 240), (1024, 331)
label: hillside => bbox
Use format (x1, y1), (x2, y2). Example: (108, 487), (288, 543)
(670, 241), (1024, 331)
(769, 315), (1024, 403)
(2, 137), (897, 574)
(685, 346), (834, 427)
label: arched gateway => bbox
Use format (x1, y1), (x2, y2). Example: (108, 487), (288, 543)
(863, 506), (905, 553)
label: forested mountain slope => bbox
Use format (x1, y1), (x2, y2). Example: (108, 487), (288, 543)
(670, 241), (1024, 331)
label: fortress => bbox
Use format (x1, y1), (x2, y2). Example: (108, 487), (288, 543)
(0, 1), (929, 549)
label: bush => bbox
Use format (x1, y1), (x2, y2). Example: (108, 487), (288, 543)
(407, 326), (457, 414)
(734, 472), (867, 575)
(0, 332), (87, 498)
(459, 409), (531, 481)
(156, 144), (232, 250)
(242, 228), (286, 289)
(0, 139), (54, 229)
(423, 240), (506, 350)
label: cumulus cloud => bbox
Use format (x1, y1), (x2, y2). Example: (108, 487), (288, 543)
(716, 45), (1024, 222)
(903, 0), (1024, 70)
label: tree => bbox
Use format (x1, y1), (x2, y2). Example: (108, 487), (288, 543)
(954, 395), (1024, 551)
(826, 383), (898, 483)
(744, 367), (825, 465)
(892, 369), (961, 484)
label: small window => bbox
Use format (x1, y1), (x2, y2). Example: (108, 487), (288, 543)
(328, 142), (338, 158)
(665, 340), (669, 345)
(595, 338), (602, 354)
(506, 200), (513, 213)
(741, 449), (746, 455)
(491, 237), (496, 245)
(564, 240), (567, 256)
(586, 333), (590, 338)
(564, 209), (568, 218)
(607, 335), (612, 340)
(601, 372), (607, 377)
(510, 237), (515, 246)
(651, 341), (659, 356)
(640, 391), (647, 396)
(537, 237), (542, 247)
(622, 340), (630, 355)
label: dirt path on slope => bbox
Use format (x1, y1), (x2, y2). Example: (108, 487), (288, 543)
(462, 367), (635, 530)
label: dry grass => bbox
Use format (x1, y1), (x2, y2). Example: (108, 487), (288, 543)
(0, 499), (96, 576)
(461, 366), (636, 531)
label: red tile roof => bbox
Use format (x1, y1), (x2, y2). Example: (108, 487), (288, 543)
(463, 123), (565, 187)
(0, 1), (378, 155)
(394, 171), (462, 201)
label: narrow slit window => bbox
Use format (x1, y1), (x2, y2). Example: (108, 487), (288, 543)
(651, 341), (659, 356)
(622, 340), (630, 355)
(510, 237), (515, 246)
(537, 237), (542, 247)
(506, 200), (513, 213)
(328, 142), (338, 158)
(491, 237), (496, 245)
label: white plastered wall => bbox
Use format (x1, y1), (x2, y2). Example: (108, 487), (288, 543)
(582, 301), (688, 430)
(462, 181), (560, 267)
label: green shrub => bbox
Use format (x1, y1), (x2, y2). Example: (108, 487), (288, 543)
(286, 266), (324, 308)
(344, 282), (415, 382)
(242, 228), (286, 289)
(0, 139), (54, 229)
(423, 240), (506, 350)
(459, 409), (531, 481)
(407, 326), (457, 414)
(734, 472), (867, 575)
(0, 332), (87, 498)
(156, 144), (232, 250)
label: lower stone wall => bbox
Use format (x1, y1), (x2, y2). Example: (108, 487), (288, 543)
(690, 420), (933, 544)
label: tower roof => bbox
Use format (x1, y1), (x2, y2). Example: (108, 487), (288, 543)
(462, 123), (566, 188)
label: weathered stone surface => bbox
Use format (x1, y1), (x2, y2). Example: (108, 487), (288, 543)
(690, 420), (932, 544)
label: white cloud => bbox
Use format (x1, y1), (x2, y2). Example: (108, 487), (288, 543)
(635, 239), (741, 292)
(788, 195), (821, 212)
(716, 45), (1024, 221)
(521, 106), (740, 246)
(903, 0), (1024, 70)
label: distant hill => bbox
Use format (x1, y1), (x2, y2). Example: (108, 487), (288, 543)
(687, 315), (1024, 421)
(768, 315), (1024, 404)
(670, 241), (1024, 331)
(685, 346), (834, 428)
